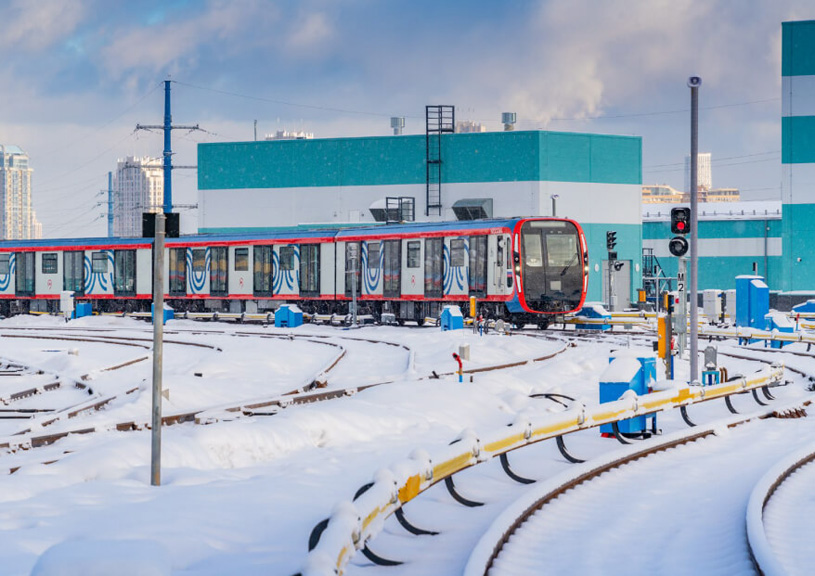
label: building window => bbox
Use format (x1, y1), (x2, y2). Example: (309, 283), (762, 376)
(42, 253), (58, 274)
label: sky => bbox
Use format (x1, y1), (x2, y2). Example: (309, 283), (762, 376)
(2, 0), (815, 238)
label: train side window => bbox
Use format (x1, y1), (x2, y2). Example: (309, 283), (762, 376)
(279, 245), (296, 271)
(192, 249), (207, 274)
(42, 253), (58, 274)
(15, 252), (35, 296)
(114, 250), (136, 296)
(235, 248), (249, 271)
(92, 252), (108, 273)
(64, 251), (84, 295)
(407, 241), (421, 268)
(450, 239), (466, 267)
(253, 246), (272, 296)
(469, 236), (487, 294)
(523, 234), (543, 267)
(366, 242), (380, 269)
(424, 238), (443, 298)
(169, 248), (187, 296)
(299, 244), (320, 296)
(0, 253), (9, 275)
(210, 247), (228, 296)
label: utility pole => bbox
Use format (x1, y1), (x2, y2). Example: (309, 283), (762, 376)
(136, 79), (201, 214)
(151, 213), (165, 486)
(688, 76), (701, 384)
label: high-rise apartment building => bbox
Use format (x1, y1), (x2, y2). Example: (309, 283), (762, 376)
(113, 156), (163, 237)
(684, 152), (712, 195)
(0, 145), (42, 239)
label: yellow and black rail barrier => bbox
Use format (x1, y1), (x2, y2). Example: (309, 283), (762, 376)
(300, 362), (785, 575)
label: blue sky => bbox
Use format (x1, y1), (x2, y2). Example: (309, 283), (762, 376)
(1, 0), (813, 237)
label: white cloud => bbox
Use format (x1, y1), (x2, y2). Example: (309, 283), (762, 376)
(0, 0), (86, 51)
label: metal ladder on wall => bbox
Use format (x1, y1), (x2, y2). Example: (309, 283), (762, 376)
(425, 105), (455, 216)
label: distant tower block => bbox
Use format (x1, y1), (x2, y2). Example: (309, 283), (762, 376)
(391, 117), (405, 135)
(502, 112), (517, 131)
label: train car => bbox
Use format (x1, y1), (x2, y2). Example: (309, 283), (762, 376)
(0, 217), (588, 327)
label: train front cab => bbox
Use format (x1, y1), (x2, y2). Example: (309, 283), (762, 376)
(512, 218), (588, 326)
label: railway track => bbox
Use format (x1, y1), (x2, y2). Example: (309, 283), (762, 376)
(0, 325), (570, 480)
(301, 330), (812, 576)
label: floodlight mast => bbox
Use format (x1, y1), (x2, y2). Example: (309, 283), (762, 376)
(688, 76), (701, 384)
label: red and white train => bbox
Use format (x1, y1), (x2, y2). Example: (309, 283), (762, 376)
(0, 217), (588, 326)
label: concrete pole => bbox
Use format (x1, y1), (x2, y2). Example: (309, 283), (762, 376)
(688, 76), (701, 384)
(151, 213), (165, 486)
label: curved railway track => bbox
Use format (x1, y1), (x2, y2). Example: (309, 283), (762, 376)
(0, 325), (570, 479)
(302, 331), (812, 576)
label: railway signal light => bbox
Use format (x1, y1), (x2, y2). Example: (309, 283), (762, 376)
(606, 231), (617, 251)
(670, 207), (691, 235)
(669, 236), (689, 257)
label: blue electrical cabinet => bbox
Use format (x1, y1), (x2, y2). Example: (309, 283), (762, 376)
(599, 355), (656, 435)
(574, 303), (611, 331)
(73, 302), (92, 319)
(765, 312), (794, 349)
(275, 304), (303, 328)
(735, 275), (769, 329)
(151, 303), (174, 325)
(440, 306), (464, 331)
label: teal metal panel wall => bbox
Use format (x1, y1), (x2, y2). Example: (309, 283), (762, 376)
(647, 256), (783, 291)
(782, 116), (815, 164)
(783, 20), (815, 77)
(198, 130), (642, 190)
(581, 222), (642, 303)
(643, 219), (781, 240)
(781, 203), (815, 290)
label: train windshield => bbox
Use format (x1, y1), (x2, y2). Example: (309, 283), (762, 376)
(519, 220), (584, 313)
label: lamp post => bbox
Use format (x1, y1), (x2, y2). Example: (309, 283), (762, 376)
(551, 194), (559, 217)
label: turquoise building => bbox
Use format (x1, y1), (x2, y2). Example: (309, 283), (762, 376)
(198, 130), (643, 304)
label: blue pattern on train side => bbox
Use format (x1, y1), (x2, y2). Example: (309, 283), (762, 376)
(186, 248), (210, 293)
(0, 254), (15, 291)
(84, 252), (113, 293)
(362, 242), (383, 294)
(272, 246), (299, 293)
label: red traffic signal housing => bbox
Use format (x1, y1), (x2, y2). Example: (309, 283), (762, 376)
(670, 207), (691, 235)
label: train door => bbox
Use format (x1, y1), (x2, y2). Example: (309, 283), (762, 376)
(210, 247), (228, 297)
(345, 242), (360, 298)
(113, 250), (136, 296)
(299, 244), (320, 297)
(169, 248), (187, 296)
(253, 246), (272, 297)
(383, 240), (401, 299)
(15, 252), (34, 296)
(424, 238), (443, 298)
(63, 251), (85, 296)
(469, 235), (487, 296)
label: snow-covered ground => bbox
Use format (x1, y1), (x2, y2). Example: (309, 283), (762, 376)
(0, 314), (811, 575)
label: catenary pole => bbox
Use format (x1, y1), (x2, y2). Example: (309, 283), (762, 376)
(688, 76), (701, 384)
(151, 213), (165, 486)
